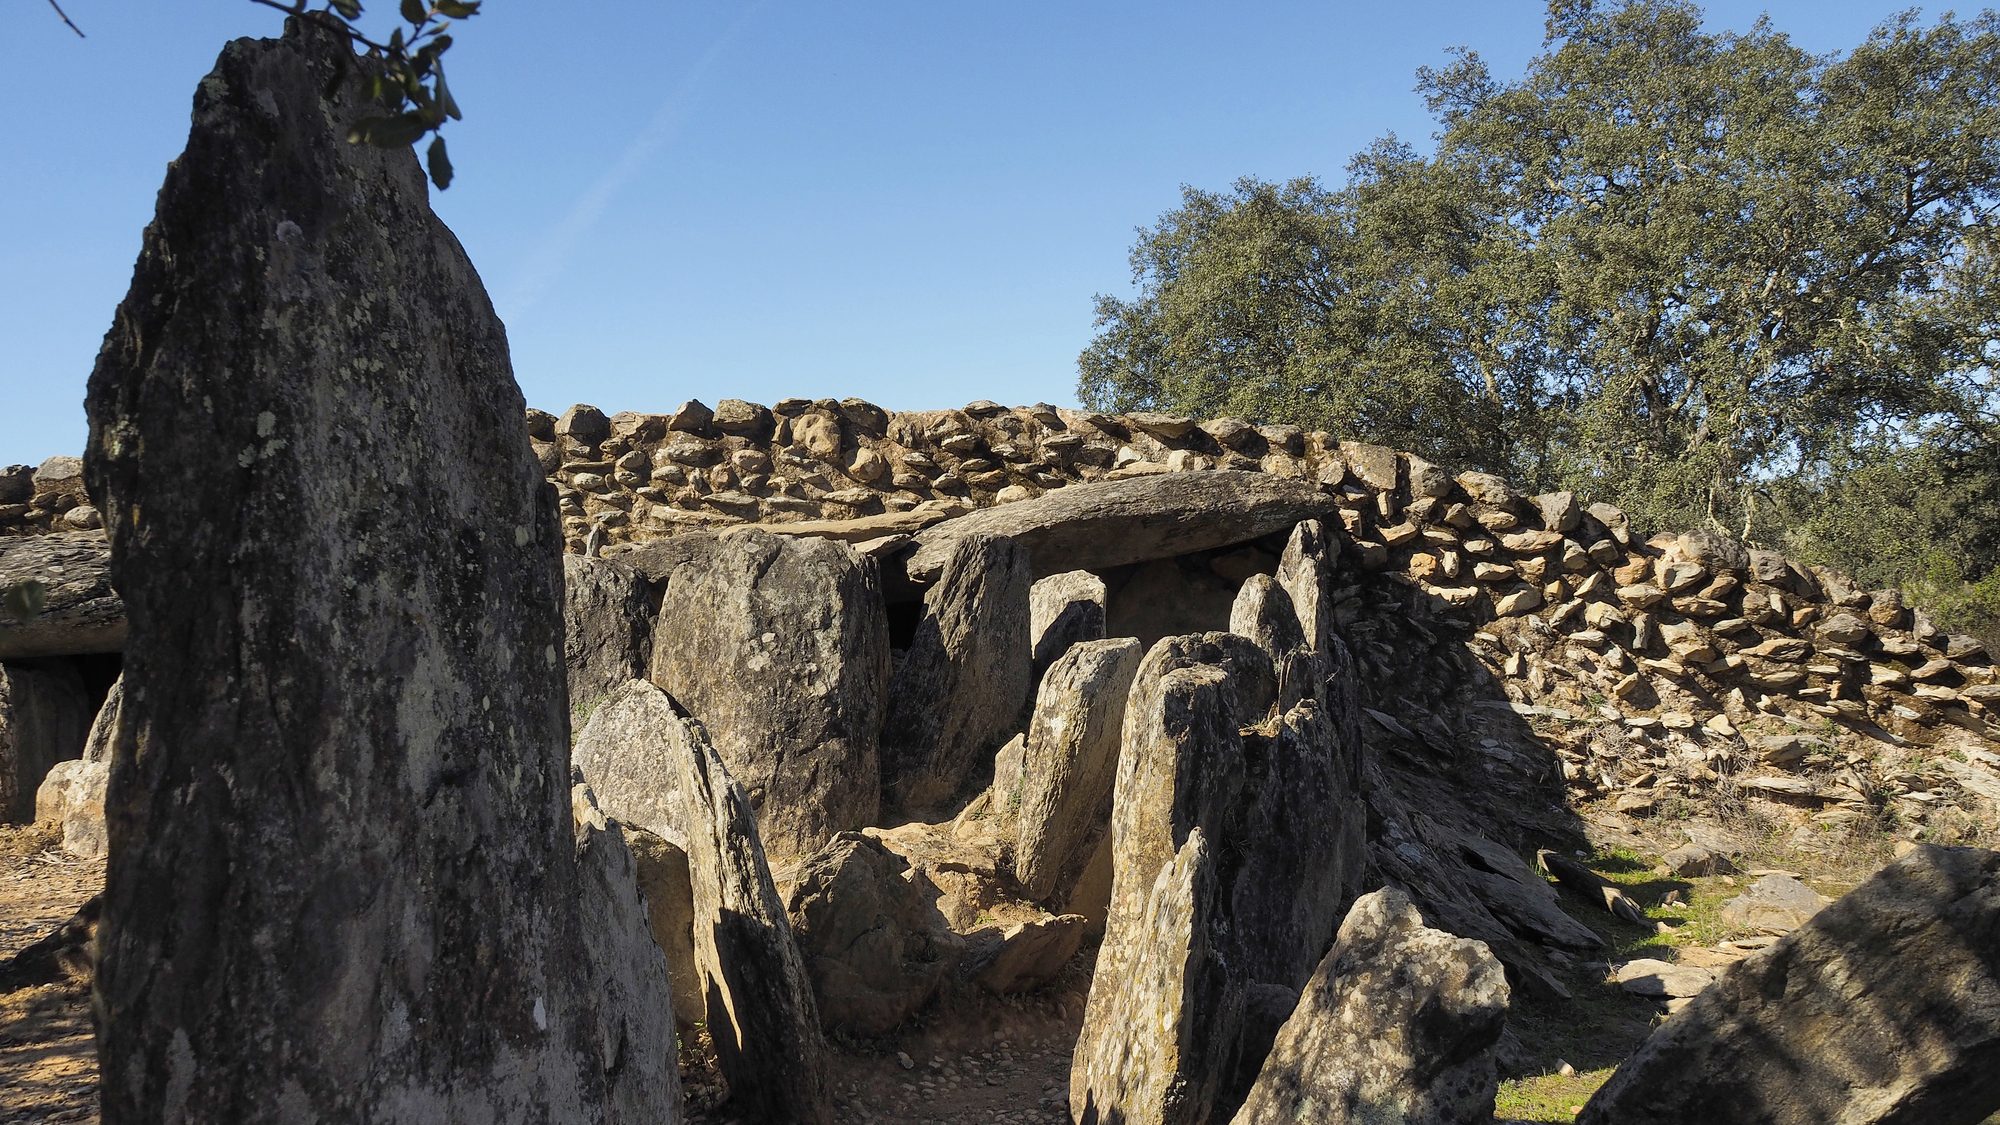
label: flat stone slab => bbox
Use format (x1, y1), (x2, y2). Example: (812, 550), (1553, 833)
(0, 532), (123, 659)
(1611, 958), (1717, 999)
(904, 471), (1340, 582)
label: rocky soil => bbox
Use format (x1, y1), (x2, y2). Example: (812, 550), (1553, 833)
(0, 826), (99, 1125)
(8, 805), (1980, 1125)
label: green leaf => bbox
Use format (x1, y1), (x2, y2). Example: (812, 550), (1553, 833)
(435, 70), (461, 120)
(3, 579), (46, 624)
(329, 0), (363, 19)
(427, 135), (455, 190)
(400, 0), (427, 23)
(351, 112), (429, 148)
(389, 26), (405, 53)
(436, 0), (479, 16)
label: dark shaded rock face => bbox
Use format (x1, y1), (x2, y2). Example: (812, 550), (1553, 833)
(33, 672), (120, 858)
(1581, 845), (2000, 1125)
(563, 554), (654, 722)
(0, 659), (91, 823)
(83, 20), (668, 1122)
(1231, 888), (1510, 1125)
(649, 528), (889, 864)
(881, 534), (1034, 814)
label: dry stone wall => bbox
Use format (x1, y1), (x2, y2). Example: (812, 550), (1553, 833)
(511, 396), (2000, 834)
(6, 396), (1999, 835)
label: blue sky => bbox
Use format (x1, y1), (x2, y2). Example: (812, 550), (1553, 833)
(0, 1), (1927, 463)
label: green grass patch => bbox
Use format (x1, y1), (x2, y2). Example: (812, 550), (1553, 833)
(1495, 1066), (1616, 1122)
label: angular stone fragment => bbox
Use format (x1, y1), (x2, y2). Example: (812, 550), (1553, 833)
(1275, 519), (1336, 660)
(82, 20), (661, 1118)
(1230, 575), (1316, 711)
(0, 660), (90, 823)
(626, 827), (704, 1031)
(1073, 829), (1231, 1125)
(1581, 846), (2000, 1125)
(1340, 443), (1400, 493)
(649, 528), (889, 861)
(571, 782), (685, 1122)
(711, 398), (774, 438)
(1230, 889), (1510, 1125)
(564, 554), (654, 722)
(0, 532), (124, 660)
(34, 674), (119, 859)
(34, 757), (108, 858)
(574, 680), (697, 842)
(964, 913), (1090, 994)
(1536, 490), (1581, 532)
(904, 471), (1340, 582)
(881, 534), (1034, 813)
(1457, 471), (1520, 508)
(1028, 569), (1107, 678)
(676, 713), (834, 1123)
(32, 455), (87, 506)
(1012, 638), (1144, 901)
(785, 832), (962, 1036)
(1403, 454), (1454, 499)
(1128, 412), (1198, 440)
(666, 399), (714, 434)
(1718, 873), (1829, 935)
(1611, 958), (1716, 1000)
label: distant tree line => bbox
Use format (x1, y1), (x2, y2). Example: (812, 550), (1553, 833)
(1081, 0), (2000, 640)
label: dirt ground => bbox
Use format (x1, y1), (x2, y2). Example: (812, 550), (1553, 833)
(0, 826), (101, 1125)
(0, 823), (1083, 1125)
(685, 984), (1085, 1125)
(2, 808), (1978, 1124)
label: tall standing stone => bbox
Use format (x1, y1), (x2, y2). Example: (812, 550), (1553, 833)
(1028, 569), (1107, 679)
(881, 534), (1034, 813)
(1275, 519), (1335, 661)
(1072, 828), (1234, 1125)
(82, 20), (667, 1121)
(1012, 637), (1143, 901)
(649, 528), (889, 864)
(1072, 631), (1365, 1125)
(572, 679), (833, 1123)
(1229, 574), (1315, 712)
(571, 783), (685, 1121)
(676, 715), (836, 1125)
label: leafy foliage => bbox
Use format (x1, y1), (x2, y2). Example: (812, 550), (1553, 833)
(2, 579), (45, 624)
(1080, 0), (2000, 625)
(249, 0), (481, 189)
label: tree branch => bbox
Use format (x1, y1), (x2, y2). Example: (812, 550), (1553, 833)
(46, 0), (85, 37)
